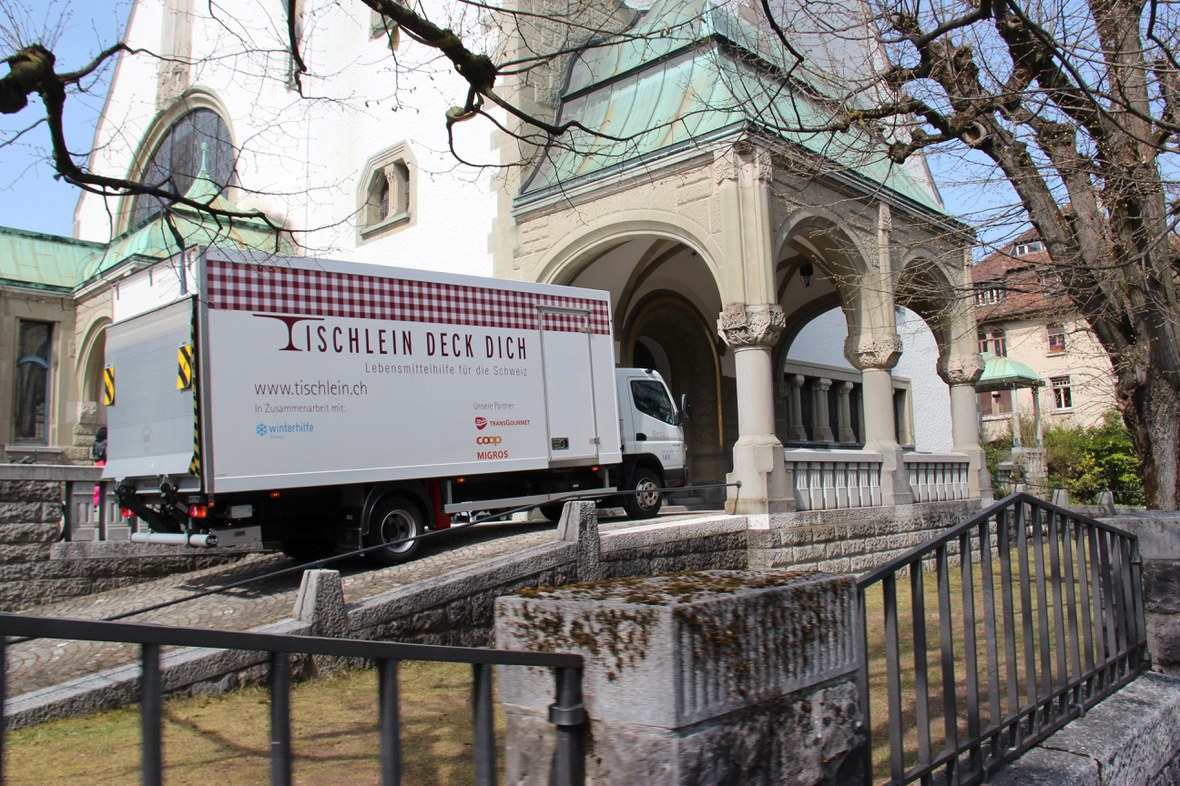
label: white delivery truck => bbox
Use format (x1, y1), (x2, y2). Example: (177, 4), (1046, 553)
(102, 246), (687, 563)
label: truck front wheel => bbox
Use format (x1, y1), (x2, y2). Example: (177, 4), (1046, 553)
(623, 468), (663, 519)
(365, 496), (424, 565)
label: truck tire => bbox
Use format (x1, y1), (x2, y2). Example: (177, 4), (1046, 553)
(365, 496), (424, 565)
(539, 502), (566, 523)
(623, 468), (663, 519)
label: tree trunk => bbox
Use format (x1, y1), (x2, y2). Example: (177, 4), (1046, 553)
(1122, 372), (1180, 510)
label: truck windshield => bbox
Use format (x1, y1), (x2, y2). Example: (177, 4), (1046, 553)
(631, 380), (676, 425)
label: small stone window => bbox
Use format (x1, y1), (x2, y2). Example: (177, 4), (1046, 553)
(359, 145), (413, 239)
(370, 5), (403, 48)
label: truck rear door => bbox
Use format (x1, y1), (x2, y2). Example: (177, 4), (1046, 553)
(538, 307), (601, 463)
(102, 298), (202, 485)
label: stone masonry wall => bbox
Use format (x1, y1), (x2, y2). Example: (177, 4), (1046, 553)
(0, 466), (246, 611)
(749, 499), (982, 573)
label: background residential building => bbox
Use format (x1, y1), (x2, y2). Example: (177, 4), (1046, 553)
(973, 229), (1117, 443)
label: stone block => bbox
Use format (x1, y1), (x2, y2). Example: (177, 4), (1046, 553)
(988, 747), (1099, 786)
(498, 570), (857, 728)
(496, 570), (864, 786)
(0, 519), (60, 543)
(1039, 672), (1180, 784)
(555, 501), (601, 582)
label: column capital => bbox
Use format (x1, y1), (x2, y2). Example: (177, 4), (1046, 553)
(717, 304), (785, 348)
(713, 140), (774, 184)
(844, 334), (902, 371)
(937, 353), (986, 386)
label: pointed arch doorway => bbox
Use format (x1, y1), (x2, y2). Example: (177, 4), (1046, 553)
(622, 294), (730, 495)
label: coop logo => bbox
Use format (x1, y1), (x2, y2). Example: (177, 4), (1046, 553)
(475, 417), (488, 430)
(476, 435), (503, 445)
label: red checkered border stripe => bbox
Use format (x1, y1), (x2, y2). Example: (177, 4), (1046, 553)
(205, 260), (610, 334)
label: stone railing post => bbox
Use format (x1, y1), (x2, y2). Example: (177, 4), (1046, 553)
(495, 570), (866, 785)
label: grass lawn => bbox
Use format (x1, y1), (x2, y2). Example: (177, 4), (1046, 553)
(5, 661), (496, 785)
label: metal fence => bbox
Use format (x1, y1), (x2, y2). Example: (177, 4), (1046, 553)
(856, 492), (1148, 785)
(0, 613), (586, 786)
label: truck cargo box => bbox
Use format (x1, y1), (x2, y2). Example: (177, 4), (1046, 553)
(104, 247), (623, 494)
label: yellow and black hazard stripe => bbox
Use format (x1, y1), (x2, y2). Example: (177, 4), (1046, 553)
(177, 343), (194, 390)
(185, 317), (202, 477)
(103, 366), (115, 406)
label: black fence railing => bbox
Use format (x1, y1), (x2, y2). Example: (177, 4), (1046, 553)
(856, 492), (1149, 785)
(0, 613), (586, 786)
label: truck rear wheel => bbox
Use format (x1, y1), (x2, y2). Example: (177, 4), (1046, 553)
(623, 468), (663, 519)
(365, 496), (424, 565)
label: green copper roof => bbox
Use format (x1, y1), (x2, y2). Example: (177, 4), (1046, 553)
(976, 352), (1043, 391)
(83, 161), (287, 281)
(521, 0), (943, 212)
(0, 227), (104, 291)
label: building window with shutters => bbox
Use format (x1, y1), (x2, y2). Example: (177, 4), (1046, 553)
(979, 328), (1008, 357)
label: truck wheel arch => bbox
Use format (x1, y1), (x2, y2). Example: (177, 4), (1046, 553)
(361, 482), (432, 537)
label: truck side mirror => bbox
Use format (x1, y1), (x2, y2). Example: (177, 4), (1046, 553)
(679, 394), (693, 424)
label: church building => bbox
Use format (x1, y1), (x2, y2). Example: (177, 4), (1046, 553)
(0, 0), (988, 518)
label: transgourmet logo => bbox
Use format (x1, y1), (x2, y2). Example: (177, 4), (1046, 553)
(475, 417), (488, 430)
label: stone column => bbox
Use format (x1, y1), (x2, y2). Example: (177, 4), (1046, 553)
(837, 381), (857, 443)
(938, 353), (989, 501)
(789, 374), (808, 442)
(496, 570), (866, 785)
(718, 304), (793, 517)
(846, 334), (913, 505)
(812, 378), (835, 442)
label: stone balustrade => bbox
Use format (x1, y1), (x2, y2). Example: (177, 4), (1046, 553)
(904, 452), (972, 502)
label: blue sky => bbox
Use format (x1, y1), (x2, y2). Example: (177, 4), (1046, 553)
(0, 0), (129, 237)
(0, 1), (1019, 249)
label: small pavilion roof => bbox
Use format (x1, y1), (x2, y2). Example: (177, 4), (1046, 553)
(976, 352), (1043, 391)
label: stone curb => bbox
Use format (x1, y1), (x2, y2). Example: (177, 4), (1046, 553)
(989, 672), (1180, 785)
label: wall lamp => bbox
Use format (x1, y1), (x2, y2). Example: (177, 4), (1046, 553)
(800, 260), (814, 288)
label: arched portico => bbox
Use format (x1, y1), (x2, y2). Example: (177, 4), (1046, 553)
(498, 2), (985, 516)
(537, 227), (734, 500)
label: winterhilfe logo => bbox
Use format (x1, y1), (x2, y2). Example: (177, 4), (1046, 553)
(256, 422), (315, 437)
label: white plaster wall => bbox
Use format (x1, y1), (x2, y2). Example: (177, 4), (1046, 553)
(75, 0), (497, 278)
(789, 307), (953, 452)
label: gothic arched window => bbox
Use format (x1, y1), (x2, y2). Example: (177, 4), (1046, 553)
(127, 108), (236, 228)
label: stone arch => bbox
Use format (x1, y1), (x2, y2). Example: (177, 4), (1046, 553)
(775, 212), (884, 346)
(896, 255), (971, 357)
(75, 315), (111, 432)
(622, 292), (730, 488)
(117, 88), (237, 234)
(535, 216), (730, 492)
(533, 212), (724, 296)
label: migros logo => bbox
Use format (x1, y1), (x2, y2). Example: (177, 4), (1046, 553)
(476, 435), (503, 445)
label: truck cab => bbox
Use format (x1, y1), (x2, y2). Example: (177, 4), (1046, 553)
(614, 368), (687, 517)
